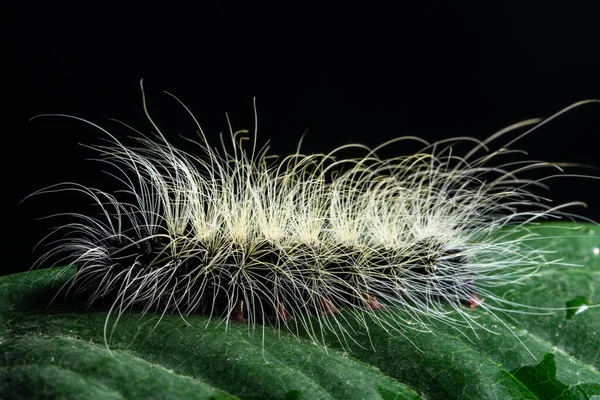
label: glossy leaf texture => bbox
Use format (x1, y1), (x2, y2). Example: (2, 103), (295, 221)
(1, 223), (598, 399)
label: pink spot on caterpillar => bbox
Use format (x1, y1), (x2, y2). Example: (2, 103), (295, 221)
(468, 293), (485, 309)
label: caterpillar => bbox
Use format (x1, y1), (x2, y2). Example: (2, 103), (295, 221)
(28, 82), (598, 350)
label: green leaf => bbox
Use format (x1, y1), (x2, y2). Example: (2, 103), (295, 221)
(1, 222), (599, 399)
(566, 296), (590, 320)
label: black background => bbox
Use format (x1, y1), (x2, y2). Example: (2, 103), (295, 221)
(5, 2), (600, 276)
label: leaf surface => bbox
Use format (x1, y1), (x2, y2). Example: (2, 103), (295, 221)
(1, 223), (598, 399)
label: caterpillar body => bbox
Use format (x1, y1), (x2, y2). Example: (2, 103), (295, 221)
(30, 84), (599, 349)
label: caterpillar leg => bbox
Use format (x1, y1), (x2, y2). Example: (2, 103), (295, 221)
(468, 293), (485, 309)
(231, 299), (248, 322)
(320, 297), (340, 316)
(363, 293), (384, 310)
(275, 303), (291, 321)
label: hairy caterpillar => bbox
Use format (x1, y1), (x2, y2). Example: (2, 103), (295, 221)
(28, 82), (599, 350)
